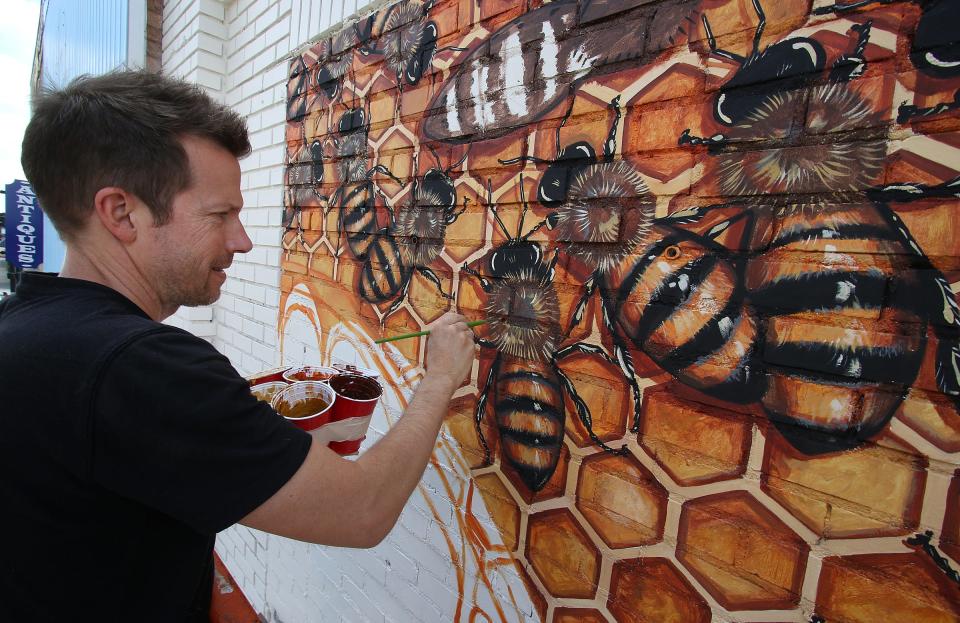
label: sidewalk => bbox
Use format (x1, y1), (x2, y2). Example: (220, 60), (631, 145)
(211, 553), (260, 623)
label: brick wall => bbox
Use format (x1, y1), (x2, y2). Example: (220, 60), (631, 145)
(170, 0), (960, 621)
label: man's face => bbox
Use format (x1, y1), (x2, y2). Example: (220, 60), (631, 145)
(142, 136), (251, 312)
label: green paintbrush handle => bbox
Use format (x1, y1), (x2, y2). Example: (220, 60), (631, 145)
(375, 319), (488, 344)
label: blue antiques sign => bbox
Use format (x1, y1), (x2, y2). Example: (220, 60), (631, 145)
(4, 180), (43, 269)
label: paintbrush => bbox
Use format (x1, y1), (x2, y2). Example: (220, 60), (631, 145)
(375, 319), (489, 344)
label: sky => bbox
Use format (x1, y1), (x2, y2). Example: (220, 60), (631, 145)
(0, 0), (41, 186)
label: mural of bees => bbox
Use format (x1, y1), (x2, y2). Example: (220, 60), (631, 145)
(814, 0), (960, 123)
(282, 0), (960, 620)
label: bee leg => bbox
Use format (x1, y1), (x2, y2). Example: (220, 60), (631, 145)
(556, 340), (643, 436)
(898, 89), (960, 125)
(906, 531), (960, 586)
(601, 297), (645, 433)
(475, 354), (499, 466)
(813, 0), (893, 16)
(830, 20), (873, 82)
(567, 272), (599, 336)
(701, 13), (746, 65)
(461, 263), (492, 293)
(602, 95), (623, 163)
(749, 0), (766, 58)
(416, 267), (453, 300)
(553, 360), (627, 455)
(367, 164), (403, 186)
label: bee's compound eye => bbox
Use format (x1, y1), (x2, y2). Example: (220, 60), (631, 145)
(665, 245), (681, 260)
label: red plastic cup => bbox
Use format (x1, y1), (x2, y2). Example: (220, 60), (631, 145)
(327, 374), (383, 454)
(271, 381), (336, 433)
(246, 366), (292, 385)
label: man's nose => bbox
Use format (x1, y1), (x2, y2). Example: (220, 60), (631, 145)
(230, 219), (254, 254)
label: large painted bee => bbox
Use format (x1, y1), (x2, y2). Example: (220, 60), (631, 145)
(500, 95), (652, 431)
(421, 0), (644, 143)
(356, 149), (467, 318)
(556, 177), (960, 454)
(463, 179), (625, 492)
(814, 0), (960, 123)
(508, 88), (960, 453)
(679, 0), (886, 216)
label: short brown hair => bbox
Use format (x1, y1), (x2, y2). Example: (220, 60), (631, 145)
(21, 70), (251, 239)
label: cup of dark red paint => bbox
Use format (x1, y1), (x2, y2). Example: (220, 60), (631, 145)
(326, 373), (382, 454)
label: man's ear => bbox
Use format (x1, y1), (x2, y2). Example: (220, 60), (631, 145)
(92, 187), (140, 243)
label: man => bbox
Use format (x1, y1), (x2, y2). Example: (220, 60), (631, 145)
(0, 70), (475, 621)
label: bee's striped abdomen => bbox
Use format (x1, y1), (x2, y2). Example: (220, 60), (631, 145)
(358, 233), (410, 303)
(494, 360), (564, 492)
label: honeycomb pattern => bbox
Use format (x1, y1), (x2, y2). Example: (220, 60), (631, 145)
(282, 0), (960, 620)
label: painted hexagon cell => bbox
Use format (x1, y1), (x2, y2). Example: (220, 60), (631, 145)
(379, 305), (422, 364)
(640, 383), (752, 486)
(762, 431), (926, 539)
(608, 557), (711, 623)
(817, 551), (960, 622)
(440, 179), (487, 264)
(557, 349), (631, 447)
(575, 452), (667, 548)
(553, 608), (606, 623)
(525, 508), (601, 599)
(507, 443), (571, 506)
(677, 491), (808, 610)
(406, 266), (453, 325)
(372, 126), (414, 197)
(942, 470), (960, 562)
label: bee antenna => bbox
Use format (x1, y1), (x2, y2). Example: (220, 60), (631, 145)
(428, 145), (442, 169)
(517, 172), (528, 238)
(487, 178), (511, 240)
(448, 149), (468, 173)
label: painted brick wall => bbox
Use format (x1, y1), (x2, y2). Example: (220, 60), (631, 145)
(171, 0), (960, 621)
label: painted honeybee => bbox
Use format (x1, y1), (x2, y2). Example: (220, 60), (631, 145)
(356, 148), (467, 319)
(499, 95), (653, 432)
(421, 0), (645, 143)
(814, 0), (960, 123)
(330, 106), (402, 261)
(314, 27), (367, 101)
(364, 0), (439, 88)
(678, 0), (886, 213)
(462, 179), (626, 492)
(282, 133), (325, 249)
(579, 179), (960, 453)
(506, 88), (960, 453)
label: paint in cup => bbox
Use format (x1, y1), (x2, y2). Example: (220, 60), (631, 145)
(271, 381), (336, 433)
(282, 365), (338, 384)
(250, 381), (287, 405)
(327, 374), (383, 454)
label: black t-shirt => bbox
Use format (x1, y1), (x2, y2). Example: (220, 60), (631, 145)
(0, 273), (312, 621)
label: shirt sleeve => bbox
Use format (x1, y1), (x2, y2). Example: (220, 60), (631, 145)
(89, 327), (312, 534)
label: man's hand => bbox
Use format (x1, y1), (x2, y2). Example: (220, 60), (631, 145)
(423, 312), (476, 392)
